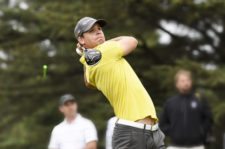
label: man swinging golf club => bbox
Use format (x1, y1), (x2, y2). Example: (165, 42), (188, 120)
(74, 17), (165, 149)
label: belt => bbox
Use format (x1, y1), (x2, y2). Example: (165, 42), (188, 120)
(117, 119), (159, 131)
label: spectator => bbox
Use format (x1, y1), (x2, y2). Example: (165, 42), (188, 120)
(160, 70), (213, 149)
(105, 116), (117, 149)
(48, 94), (98, 149)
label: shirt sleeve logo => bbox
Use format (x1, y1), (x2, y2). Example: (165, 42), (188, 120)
(84, 49), (102, 66)
(191, 101), (198, 109)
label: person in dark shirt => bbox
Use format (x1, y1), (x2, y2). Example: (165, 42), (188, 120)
(160, 70), (213, 149)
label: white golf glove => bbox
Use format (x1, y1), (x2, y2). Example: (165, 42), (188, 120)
(76, 43), (84, 56)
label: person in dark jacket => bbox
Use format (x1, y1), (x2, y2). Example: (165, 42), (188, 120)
(160, 70), (213, 149)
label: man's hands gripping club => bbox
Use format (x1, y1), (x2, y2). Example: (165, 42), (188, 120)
(76, 43), (84, 56)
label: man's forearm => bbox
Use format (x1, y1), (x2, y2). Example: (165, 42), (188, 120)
(83, 66), (96, 89)
(85, 141), (97, 149)
(108, 36), (138, 56)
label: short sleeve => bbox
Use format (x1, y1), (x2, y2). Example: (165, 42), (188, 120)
(84, 120), (98, 143)
(103, 41), (124, 59)
(48, 128), (60, 149)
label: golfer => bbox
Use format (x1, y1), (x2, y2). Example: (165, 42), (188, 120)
(74, 17), (165, 149)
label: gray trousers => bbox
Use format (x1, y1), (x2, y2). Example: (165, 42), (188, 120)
(112, 124), (165, 149)
(167, 146), (205, 149)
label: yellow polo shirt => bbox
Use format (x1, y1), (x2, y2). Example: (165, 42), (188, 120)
(80, 41), (157, 121)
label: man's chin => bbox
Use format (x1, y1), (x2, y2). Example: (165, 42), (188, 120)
(98, 40), (105, 44)
(92, 40), (105, 48)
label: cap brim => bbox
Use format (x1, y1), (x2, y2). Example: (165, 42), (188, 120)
(60, 98), (76, 106)
(83, 19), (107, 33)
(96, 19), (107, 27)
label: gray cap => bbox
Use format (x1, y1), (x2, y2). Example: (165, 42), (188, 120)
(74, 17), (106, 39)
(59, 94), (76, 106)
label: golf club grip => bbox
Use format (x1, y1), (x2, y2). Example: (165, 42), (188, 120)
(76, 48), (83, 56)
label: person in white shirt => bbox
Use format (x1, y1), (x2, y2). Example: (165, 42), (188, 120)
(48, 94), (98, 149)
(105, 116), (117, 149)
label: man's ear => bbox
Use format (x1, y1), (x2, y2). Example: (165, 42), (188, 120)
(59, 106), (64, 113)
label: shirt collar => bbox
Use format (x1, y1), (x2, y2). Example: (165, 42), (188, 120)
(179, 91), (194, 98)
(64, 113), (82, 124)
